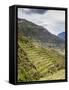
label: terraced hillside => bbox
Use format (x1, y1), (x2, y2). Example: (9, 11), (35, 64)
(18, 41), (41, 81)
(17, 34), (65, 82)
(17, 18), (65, 82)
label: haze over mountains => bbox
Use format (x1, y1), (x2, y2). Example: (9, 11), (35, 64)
(18, 8), (65, 36)
(58, 32), (65, 40)
(18, 18), (65, 50)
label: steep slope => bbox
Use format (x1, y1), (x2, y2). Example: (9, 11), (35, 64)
(40, 69), (65, 80)
(17, 33), (65, 81)
(58, 32), (65, 40)
(18, 18), (65, 50)
(18, 36), (41, 82)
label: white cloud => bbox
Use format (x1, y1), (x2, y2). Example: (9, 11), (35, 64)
(18, 8), (65, 35)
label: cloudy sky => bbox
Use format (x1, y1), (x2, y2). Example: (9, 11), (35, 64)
(18, 8), (65, 35)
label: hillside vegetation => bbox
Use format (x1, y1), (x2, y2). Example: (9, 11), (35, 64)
(17, 19), (65, 82)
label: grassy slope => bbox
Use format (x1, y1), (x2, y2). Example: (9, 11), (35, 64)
(18, 46), (41, 82)
(17, 34), (65, 82)
(18, 36), (41, 82)
(40, 69), (65, 80)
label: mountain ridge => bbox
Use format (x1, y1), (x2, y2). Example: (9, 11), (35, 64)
(18, 18), (65, 50)
(58, 32), (65, 40)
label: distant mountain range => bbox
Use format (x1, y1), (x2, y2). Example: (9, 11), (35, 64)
(18, 18), (65, 49)
(58, 32), (65, 40)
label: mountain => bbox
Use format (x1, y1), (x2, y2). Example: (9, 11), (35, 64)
(17, 18), (65, 81)
(58, 32), (65, 40)
(18, 41), (41, 81)
(18, 30), (65, 81)
(18, 18), (65, 49)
